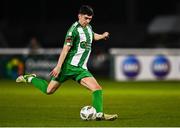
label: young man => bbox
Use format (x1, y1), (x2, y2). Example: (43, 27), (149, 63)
(16, 5), (118, 121)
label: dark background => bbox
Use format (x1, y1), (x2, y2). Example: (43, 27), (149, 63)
(0, 0), (180, 48)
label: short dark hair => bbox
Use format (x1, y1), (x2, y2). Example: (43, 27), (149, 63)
(79, 5), (94, 16)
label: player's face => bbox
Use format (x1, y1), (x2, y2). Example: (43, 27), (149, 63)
(78, 14), (93, 27)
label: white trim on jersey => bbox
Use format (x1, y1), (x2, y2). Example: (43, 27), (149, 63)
(82, 26), (93, 69)
(82, 51), (91, 69)
(87, 25), (93, 43)
(70, 27), (86, 66)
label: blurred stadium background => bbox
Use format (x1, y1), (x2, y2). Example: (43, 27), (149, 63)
(0, 0), (180, 127)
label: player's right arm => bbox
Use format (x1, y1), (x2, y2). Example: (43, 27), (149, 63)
(49, 45), (71, 78)
(50, 23), (77, 78)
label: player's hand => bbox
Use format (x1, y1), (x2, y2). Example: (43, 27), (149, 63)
(103, 32), (109, 40)
(49, 66), (61, 78)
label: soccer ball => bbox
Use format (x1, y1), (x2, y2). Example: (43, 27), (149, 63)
(80, 106), (97, 120)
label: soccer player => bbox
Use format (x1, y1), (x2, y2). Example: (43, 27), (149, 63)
(16, 5), (118, 121)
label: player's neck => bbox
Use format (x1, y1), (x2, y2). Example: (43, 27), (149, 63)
(78, 21), (87, 28)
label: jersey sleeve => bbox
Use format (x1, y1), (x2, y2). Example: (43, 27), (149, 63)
(88, 24), (94, 40)
(64, 26), (76, 46)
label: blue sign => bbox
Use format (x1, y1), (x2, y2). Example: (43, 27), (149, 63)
(152, 55), (170, 78)
(122, 55), (140, 79)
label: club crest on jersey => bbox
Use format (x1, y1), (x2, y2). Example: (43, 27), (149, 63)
(80, 41), (91, 49)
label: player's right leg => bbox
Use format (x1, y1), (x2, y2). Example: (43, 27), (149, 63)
(80, 77), (118, 121)
(16, 74), (60, 94)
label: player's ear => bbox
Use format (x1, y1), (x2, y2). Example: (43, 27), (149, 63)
(78, 14), (82, 19)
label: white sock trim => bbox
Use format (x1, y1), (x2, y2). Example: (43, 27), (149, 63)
(28, 77), (34, 83)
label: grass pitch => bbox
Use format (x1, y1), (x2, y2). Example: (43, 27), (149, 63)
(0, 79), (180, 127)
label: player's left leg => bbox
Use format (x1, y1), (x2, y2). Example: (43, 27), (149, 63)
(16, 74), (60, 94)
(80, 77), (118, 121)
(16, 74), (49, 94)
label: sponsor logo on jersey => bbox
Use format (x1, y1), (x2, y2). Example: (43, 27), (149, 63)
(80, 41), (91, 50)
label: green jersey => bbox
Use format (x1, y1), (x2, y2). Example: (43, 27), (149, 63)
(64, 21), (94, 69)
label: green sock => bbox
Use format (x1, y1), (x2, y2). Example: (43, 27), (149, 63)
(92, 90), (103, 113)
(31, 77), (48, 94)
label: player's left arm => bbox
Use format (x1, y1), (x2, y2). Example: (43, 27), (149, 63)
(94, 32), (109, 41)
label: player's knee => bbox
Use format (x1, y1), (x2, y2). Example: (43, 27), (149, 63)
(94, 84), (102, 90)
(46, 82), (59, 95)
(46, 91), (53, 95)
(46, 88), (55, 95)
